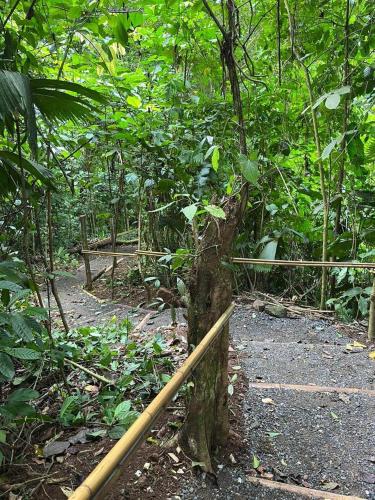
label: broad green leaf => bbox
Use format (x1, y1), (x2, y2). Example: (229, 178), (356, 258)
(252, 454), (261, 469)
(127, 95), (141, 108)
(321, 139), (337, 160)
(0, 352), (15, 379)
(108, 425), (126, 440)
(1, 347), (40, 360)
(0, 280), (23, 293)
(114, 400), (131, 419)
(182, 204), (198, 222)
(325, 93), (340, 109)
(7, 388), (39, 403)
(204, 205), (226, 219)
(240, 156), (259, 186)
(10, 313), (33, 341)
(0, 151), (54, 189)
(259, 240), (278, 260)
(211, 146), (219, 172)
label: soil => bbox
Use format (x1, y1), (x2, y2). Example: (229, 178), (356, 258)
(4, 252), (375, 500)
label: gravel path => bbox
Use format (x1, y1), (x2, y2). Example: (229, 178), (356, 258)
(177, 305), (375, 500)
(42, 245), (149, 329)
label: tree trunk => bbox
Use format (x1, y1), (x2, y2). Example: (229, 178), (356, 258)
(181, 0), (248, 471)
(181, 198), (243, 469)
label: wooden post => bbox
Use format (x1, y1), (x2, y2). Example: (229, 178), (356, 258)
(368, 273), (375, 341)
(79, 215), (92, 290)
(110, 217), (117, 299)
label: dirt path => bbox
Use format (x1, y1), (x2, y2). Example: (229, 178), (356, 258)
(42, 245), (150, 329)
(176, 306), (375, 500)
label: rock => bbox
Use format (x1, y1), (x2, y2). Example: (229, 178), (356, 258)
(264, 304), (287, 318)
(253, 299), (265, 312)
(43, 440), (70, 458)
(68, 429), (89, 445)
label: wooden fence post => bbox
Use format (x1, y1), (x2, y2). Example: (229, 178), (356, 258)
(368, 273), (375, 341)
(79, 215), (92, 290)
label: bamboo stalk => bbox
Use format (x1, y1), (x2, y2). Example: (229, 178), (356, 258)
(368, 274), (375, 341)
(70, 304), (235, 500)
(81, 250), (375, 269)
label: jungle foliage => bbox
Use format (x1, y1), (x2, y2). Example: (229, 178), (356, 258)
(0, 0), (374, 471)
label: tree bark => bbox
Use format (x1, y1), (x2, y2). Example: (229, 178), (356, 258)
(181, 0), (248, 471)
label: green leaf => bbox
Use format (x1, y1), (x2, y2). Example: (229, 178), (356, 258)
(204, 205), (226, 219)
(113, 16), (129, 47)
(108, 425), (126, 440)
(252, 454), (261, 469)
(181, 204), (198, 222)
(30, 78), (106, 104)
(266, 432), (281, 438)
(321, 139), (338, 160)
(10, 313), (33, 341)
(211, 146), (220, 172)
(259, 240), (278, 260)
(0, 430), (6, 444)
(240, 156), (260, 186)
(0, 280), (23, 293)
(325, 93), (340, 109)
(1, 347), (40, 360)
(0, 150), (54, 189)
(0, 352), (15, 379)
(7, 388), (39, 403)
(114, 400), (131, 419)
(127, 95), (141, 108)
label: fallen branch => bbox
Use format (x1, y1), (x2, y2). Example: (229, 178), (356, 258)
(65, 358), (113, 385)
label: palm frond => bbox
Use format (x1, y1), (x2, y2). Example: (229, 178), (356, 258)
(30, 79), (107, 104)
(0, 150), (55, 189)
(0, 71), (107, 155)
(0, 70), (37, 156)
(32, 89), (96, 124)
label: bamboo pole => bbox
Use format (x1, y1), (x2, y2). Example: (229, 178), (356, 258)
(368, 273), (375, 341)
(70, 303), (235, 500)
(79, 215), (93, 290)
(81, 249), (375, 269)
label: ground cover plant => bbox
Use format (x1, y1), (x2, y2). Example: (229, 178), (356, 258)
(0, 0), (374, 498)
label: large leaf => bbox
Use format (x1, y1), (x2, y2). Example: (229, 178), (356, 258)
(1, 347), (40, 360)
(0, 352), (15, 379)
(181, 204), (198, 222)
(30, 79), (107, 104)
(0, 70), (37, 154)
(240, 155), (260, 186)
(32, 90), (97, 124)
(204, 205), (226, 219)
(10, 313), (34, 341)
(0, 71), (106, 153)
(7, 388), (39, 403)
(0, 150), (54, 189)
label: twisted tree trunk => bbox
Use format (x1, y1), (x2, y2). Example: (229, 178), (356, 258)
(181, 0), (249, 471)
